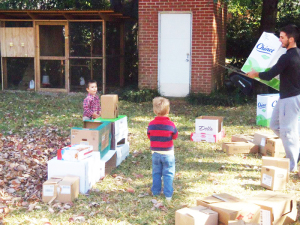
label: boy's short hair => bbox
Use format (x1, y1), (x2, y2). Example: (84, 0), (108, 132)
(86, 80), (97, 89)
(280, 24), (299, 42)
(153, 97), (170, 116)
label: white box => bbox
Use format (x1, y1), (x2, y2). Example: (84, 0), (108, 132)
(242, 32), (286, 74)
(256, 94), (279, 127)
(116, 143), (130, 167)
(48, 152), (104, 194)
(191, 130), (225, 143)
(195, 116), (223, 135)
(57, 144), (93, 161)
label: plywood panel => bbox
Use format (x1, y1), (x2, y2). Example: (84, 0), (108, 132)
(0, 28), (6, 57)
(19, 28), (26, 57)
(1, 28), (34, 57)
(26, 28), (34, 57)
(5, 28), (13, 57)
(12, 28), (20, 57)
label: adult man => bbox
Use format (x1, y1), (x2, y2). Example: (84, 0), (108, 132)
(247, 24), (300, 172)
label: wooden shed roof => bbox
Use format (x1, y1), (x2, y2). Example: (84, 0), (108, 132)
(0, 10), (132, 21)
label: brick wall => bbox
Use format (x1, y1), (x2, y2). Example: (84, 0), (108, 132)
(138, 0), (227, 94)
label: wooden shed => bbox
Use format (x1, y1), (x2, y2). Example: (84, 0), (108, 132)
(0, 10), (131, 93)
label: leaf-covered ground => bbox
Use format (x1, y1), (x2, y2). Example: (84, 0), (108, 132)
(0, 91), (299, 225)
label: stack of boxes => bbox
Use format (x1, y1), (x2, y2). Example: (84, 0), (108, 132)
(43, 94), (129, 203)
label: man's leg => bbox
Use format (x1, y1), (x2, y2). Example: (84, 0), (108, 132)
(270, 99), (280, 136)
(278, 96), (300, 171)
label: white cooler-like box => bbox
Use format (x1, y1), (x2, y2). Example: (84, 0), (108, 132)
(256, 94), (279, 127)
(48, 152), (104, 194)
(192, 116), (225, 143)
(116, 143), (130, 167)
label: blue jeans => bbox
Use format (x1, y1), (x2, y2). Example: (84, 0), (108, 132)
(151, 152), (175, 198)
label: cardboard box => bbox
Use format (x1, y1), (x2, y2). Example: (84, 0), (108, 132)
(101, 94), (118, 119)
(241, 32), (286, 91)
(195, 116), (223, 135)
(56, 176), (79, 203)
(261, 166), (287, 190)
(89, 115), (128, 150)
(42, 177), (63, 203)
(231, 134), (254, 143)
(101, 150), (117, 175)
(262, 156), (289, 182)
(256, 94), (279, 127)
(253, 132), (277, 154)
(196, 193), (260, 225)
(264, 138), (286, 158)
(116, 143), (130, 167)
(222, 142), (259, 155)
(191, 129), (225, 143)
(57, 144), (93, 161)
(247, 191), (297, 225)
(71, 121), (111, 158)
(175, 205), (218, 225)
(48, 153), (102, 194)
(228, 221), (259, 225)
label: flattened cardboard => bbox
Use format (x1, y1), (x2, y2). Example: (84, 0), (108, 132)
(231, 134), (254, 143)
(261, 166), (287, 190)
(101, 94), (118, 119)
(264, 137), (286, 158)
(247, 191), (296, 224)
(228, 221), (259, 225)
(222, 142), (258, 155)
(262, 157), (289, 182)
(196, 193), (260, 225)
(175, 205), (218, 225)
(57, 176), (79, 203)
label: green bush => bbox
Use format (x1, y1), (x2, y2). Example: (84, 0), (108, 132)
(186, 88), (255, 107)
(118, 87), (160, 103)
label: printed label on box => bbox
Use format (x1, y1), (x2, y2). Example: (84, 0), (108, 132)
(43, 185), (54, 196)
(61, 185), (71, 194)
(260, 209), (271, 225)
(262, 174), (272, 187)
(260, 138), (266, 146)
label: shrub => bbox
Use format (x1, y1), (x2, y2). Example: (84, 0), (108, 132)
(118, 87), (160, 103)
(186, 88), (255, 107)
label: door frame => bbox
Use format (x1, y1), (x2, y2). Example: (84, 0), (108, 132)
(35, 21), (69, 92)
(158, 11), (192, 96)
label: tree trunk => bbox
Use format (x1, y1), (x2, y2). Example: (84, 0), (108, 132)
(259, 0), (279, 34)
(255, 0), (279, 94)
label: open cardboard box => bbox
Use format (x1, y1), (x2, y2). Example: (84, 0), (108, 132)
(196, 193), (260, 225)
(247, 191), (297, 225)
(175, 205), (218, 225)
(71, 121), (111, 158)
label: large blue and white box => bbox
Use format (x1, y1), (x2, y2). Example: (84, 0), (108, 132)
(257, 94), (279, 127)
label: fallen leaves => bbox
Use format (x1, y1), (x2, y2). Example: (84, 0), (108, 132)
(150, 199), (168, 212)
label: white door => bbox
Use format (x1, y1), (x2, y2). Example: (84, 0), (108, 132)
(158, 13), (191, 97)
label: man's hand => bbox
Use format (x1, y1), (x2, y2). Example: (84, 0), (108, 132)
(246, 68), (259, 79)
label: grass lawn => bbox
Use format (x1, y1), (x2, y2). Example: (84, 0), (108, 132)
(0, 91), (299, 225)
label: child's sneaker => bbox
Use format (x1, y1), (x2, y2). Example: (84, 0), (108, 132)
(165, 197), (172, 201)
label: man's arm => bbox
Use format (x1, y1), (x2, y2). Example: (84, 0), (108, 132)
(246, 54), (288, 80)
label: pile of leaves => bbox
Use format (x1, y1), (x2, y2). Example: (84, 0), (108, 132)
(0, 126), (69, 219)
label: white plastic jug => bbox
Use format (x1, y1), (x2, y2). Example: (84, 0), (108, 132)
(29, 80), (34, 89)
(80, 77), (85, 86)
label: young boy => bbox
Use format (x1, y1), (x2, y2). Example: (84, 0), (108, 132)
(83, 80), (101, 121)
(147, 97), (178, 201)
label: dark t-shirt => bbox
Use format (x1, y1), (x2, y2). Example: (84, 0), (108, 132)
(259, 47), (300, 99)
